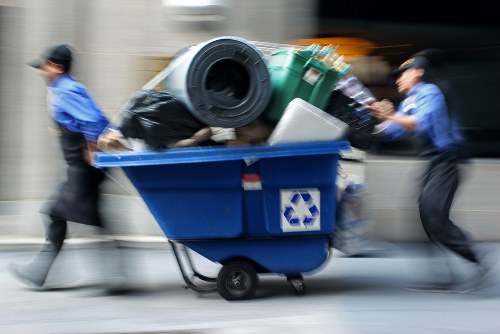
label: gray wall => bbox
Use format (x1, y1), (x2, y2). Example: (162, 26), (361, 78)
(0, 0), (317, 242)
(364, 156), (500, 242)
(1, 0), (499, 245)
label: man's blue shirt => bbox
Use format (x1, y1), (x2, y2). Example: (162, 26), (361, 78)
(380, 82), (464, 151)
(48, 74), (109, 142)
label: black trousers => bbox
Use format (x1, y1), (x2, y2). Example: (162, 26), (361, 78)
(29, 215), (67, 282)
(418, 152), (478, 264)
(33, 215), (125, 284)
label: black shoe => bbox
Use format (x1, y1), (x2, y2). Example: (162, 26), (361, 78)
(8, 263), (45, 289)
(473, 261), (497, 292)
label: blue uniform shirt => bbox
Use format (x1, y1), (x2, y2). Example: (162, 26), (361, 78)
(380, 82), (464, 152)
(47, 74), (109, 142)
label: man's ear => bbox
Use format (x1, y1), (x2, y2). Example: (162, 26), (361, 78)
(54, 63), (65, 74)
(47, 61), (65, 74)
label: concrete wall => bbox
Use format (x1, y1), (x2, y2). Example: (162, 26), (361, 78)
(0, 0), (317, 242)
(1, 1), (499, 245)
(365, 156), (500, 242)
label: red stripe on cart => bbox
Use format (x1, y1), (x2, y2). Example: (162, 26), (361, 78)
(242, 174), (262, 191)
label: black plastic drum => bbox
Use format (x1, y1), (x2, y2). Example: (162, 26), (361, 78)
(165, 36), (272, 128)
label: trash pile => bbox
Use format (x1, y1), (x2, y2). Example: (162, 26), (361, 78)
(96, 36), (377, 257)
(325, 75), (379, 150)
(97, 36), (376, 151)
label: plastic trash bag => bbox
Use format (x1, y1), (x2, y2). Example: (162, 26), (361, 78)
(324, 90), (377, 151)
(119, 89), (207, 149)
(333, 174), (371, 256)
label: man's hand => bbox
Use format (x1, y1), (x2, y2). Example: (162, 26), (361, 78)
(368, 99), (395, 121)
(85, 141), (98, 166)
(369, 99), (417, 132)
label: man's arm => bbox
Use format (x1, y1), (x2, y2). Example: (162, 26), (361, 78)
(385, 114), (417, 131)
(369, 99), (417, 132)
(85, 140), (98, 165)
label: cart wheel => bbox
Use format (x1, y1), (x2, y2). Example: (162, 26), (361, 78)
(287, 275), (306, 295)
(217, 261), (258, 301)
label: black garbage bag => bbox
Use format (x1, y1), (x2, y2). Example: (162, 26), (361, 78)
(119, 90), (207, 149)
(324, 90), (377, 151)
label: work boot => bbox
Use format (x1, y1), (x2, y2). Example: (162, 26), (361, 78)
(403, 260), (494, 294)
(8, 248), (57, 289)
(8, 262), (46, 289)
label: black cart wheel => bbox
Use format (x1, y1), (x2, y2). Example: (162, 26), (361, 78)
(217, 261), (258, 301)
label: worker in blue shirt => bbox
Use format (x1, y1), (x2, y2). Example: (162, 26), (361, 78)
(9, 44), (130, 294)
(368, 55), (486, 292)
(47, 70), (110, 156)
(371, 77), (465, 152)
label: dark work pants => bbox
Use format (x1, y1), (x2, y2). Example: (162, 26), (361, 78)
(32, 215), (125, 285)
(29, 215), (67, 284)
(46, 215), (67, 252)
(418, 153), (478, 264)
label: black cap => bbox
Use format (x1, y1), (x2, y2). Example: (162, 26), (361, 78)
(27, 44), (73, 69)
(391, 55), (429, 77)
(412, 48), (446, 69)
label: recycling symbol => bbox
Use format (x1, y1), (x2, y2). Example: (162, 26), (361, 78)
(281, 189), (320, 232)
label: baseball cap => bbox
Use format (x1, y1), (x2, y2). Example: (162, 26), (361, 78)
(27, 44), (73, 69)
(391, 55), (429, 77)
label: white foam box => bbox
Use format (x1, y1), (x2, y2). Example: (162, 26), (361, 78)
(267, 98), (348, 145)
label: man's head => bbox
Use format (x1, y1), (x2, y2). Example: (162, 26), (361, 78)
(412, 49), (446, 69)
(28, 44), (73, 83)
(392, 56), (428, 95)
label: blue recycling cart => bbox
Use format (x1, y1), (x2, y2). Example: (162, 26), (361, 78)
(95, 140), (350, 300)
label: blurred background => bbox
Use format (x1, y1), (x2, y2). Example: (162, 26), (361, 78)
(0, 0), (499, 246)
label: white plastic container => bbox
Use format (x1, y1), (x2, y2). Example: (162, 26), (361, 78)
(267, 98), (348, 145)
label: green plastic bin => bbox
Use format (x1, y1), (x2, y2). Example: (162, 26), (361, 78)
(263, 48), (347, 123)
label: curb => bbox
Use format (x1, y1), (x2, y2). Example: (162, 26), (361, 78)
(0, 236), (171, 251)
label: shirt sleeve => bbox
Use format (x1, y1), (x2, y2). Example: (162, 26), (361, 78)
(375, 111), (409, 141)
(411, 88), (445, 136)
(56, 88), (109, 141)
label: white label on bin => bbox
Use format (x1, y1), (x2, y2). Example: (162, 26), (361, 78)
(281, 188), (320, 232)
(303, 68), (321, 85)
(242, 174), (262, 191)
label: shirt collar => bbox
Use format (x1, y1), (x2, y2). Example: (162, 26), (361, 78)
(407, 82), (425, 96)
(50, 73), (72, 88)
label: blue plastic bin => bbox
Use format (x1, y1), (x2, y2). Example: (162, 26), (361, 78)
(95, 140), (350, 299)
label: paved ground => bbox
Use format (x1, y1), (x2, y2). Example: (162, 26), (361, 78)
(1, 241), (500, 334)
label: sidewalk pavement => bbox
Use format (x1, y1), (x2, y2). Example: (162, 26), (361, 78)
(1, 241), (500, 334)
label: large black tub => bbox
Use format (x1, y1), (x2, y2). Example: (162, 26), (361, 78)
(165, 36), (272, 128)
